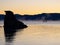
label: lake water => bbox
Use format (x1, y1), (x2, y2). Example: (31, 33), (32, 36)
(0, 21), (60, 45)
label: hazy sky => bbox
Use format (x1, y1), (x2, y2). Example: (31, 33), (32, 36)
(0, 0), (60, 14)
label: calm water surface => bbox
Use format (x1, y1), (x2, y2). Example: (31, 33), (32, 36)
(0, 21), (60, 45)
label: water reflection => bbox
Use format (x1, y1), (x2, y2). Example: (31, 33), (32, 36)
(13, 24), (60, 45)
(0, 24), (60, 45)
(4, 28), (24, 43)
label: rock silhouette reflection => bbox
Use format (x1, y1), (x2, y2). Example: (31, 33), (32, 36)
(4, 28), (23, 43)
(4, 11), (28, 43)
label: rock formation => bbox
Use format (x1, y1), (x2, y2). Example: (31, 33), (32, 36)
(4, 11), (27, 42)
(4, 11), (27, 29)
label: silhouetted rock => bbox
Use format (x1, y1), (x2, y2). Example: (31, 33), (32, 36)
(4, 11), (27, 43)
(4, 11), (27, 29)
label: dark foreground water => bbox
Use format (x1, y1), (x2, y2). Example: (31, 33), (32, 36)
(0, 21), (60, 45)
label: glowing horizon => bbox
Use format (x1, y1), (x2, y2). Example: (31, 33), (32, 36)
(0, 0), (60, 15)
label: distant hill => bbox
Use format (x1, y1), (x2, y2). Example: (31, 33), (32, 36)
(0, 14), (5, 20)
(0, 13), (60, 21)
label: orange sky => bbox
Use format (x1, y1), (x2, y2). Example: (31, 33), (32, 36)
(0, 0), (60, 15)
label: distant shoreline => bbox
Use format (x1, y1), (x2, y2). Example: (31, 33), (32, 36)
(1, 13), (60, 21)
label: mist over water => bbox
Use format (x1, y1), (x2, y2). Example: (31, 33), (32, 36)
(0, 21), (60, 45)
